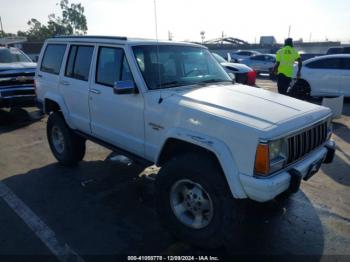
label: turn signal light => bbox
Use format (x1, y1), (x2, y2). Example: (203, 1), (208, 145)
(254, 143), (270, 175)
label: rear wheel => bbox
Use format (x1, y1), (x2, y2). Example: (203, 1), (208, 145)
(289, 79), (311, 100)
(155, 153), (242, 248)
(47, 112), (86, 166)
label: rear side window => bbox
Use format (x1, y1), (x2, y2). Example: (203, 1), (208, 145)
(65, 45), (94, 81)
(340, 58), (350, 70)
(327, 47), (342, 55)
(40, 44), (66, 74)
(251, 55), (264, 61)
(96, 47), (133, 87)
(306, 58), (341, 69)
(343, 47), (350, 54)
(239, 51), (249, 56)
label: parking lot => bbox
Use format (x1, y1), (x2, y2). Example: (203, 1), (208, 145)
(0, 77), (349, 260)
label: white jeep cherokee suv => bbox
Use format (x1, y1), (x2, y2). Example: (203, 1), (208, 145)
(35, 36), (335, 248)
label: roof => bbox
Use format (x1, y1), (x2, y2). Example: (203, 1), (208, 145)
(47, 35), (204, 48)
(303, 54), (350, 63)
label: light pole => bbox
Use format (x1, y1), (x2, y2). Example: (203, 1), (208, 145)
(200, 31), (205, 44)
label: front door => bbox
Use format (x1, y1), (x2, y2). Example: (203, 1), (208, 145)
(339, 57), (350, 96)
(306, 57), (341, 96)
(89, 45), (145, 157)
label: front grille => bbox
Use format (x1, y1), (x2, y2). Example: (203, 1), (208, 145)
(286, 121), (328, 164)
(0, 72), (35, 87)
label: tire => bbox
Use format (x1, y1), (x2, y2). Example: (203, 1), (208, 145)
(268, 68), (276, 80)
(288, 79), (311, 100)
(47, 112), (86, 166)
(155, 153), (242, 249)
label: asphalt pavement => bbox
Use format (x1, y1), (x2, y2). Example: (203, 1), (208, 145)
(0, 78), (349, 261)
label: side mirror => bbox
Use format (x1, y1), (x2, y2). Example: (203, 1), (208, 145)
(228, 73), (236, 83)
(113, 80), (137, 95)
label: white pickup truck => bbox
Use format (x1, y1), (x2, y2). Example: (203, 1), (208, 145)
(35, 36), (335, 248)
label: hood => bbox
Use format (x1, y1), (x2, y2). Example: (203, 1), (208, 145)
(0, 62), (37, 73)
(164, 84), (330, 131)
(221, 62), (252, 73)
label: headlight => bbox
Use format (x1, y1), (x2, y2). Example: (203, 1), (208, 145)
(269, 139), (288, 173)
(269, 139), (283, 160)
(327, 118), (333, 140)
(254, 139), (288, 176)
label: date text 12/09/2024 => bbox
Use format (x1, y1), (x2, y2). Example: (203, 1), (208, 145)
(127, 256), (220, 261)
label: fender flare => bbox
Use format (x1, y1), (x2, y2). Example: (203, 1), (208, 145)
(157, 128), (247, 199)
(43, 92), (76, 129)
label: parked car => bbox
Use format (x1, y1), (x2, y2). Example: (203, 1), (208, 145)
(36, 36), (335, 248)
(0, 46), (37, 108)
(240, 54), (276, 76)
(212, 53), (256, 86)
(300, 53), (322, 61)
(326, 46), (350, 55)
(230, 50), (261, 62)
(291, 54), (350, 98)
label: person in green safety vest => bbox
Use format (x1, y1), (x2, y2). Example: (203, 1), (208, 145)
(273, 38), (302, 95)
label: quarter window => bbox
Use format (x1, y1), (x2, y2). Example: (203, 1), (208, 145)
(65, 45), (94, 81)
(251, 55), (264, 61)
(41, 44), (67, 75)
(96, 47), (133, 87)
(306, 58), (341, 69)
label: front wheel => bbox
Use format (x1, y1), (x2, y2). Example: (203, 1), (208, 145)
(155, 153), (242, 248)
(47, 112), (86, 166)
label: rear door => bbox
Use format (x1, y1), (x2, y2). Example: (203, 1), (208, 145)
(248, 55), (265, 71)
(264, 55), (275, 72)
(59, 43), (95, 133)
(339, 57), (350, 96)
(36, 43), (67, 103)
(304, 57), (341, 96)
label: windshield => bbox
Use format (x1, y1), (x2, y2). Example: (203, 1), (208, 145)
(212, 53), (227, 63)
(132, 45), (231, 90)
(0, 48), (32, 63)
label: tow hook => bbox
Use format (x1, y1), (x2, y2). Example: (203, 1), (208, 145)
(287, 169), (302, 193)
(324, 140), (336, 164)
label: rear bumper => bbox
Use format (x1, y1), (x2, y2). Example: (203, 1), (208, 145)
(239, 139), (335, 202)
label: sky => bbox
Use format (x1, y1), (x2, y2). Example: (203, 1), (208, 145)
(1, 0), (350, 43)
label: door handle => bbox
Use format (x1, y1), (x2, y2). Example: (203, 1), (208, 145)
(37, 74), (43, 78)
(60, 80), (70, 86)
(90, 88), (101, 94)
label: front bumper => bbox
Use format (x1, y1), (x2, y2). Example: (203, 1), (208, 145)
(0, 87), (36, 108)
(239, 139), (336, 202)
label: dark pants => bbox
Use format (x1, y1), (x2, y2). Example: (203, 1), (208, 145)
(277, 73), (292, 95)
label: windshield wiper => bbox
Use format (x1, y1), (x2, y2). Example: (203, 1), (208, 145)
(156, 81), (182, 88)
(198, 79), (232, 85)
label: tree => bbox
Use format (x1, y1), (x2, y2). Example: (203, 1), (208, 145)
(17, 0), (87, 41)
(60, 0), (87, 35)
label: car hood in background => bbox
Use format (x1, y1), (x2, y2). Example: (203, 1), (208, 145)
(221, 62), (252, 73)
(0, 62), (37, 73)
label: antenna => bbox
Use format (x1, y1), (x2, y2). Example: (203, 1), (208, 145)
(0, 16), (4, 37)
(153, 0), (163, 104)
(153, 0), (159, 41)
(288, 25), (291, 38)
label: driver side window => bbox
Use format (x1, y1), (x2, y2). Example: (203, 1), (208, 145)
(96, 46), (133, 87)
